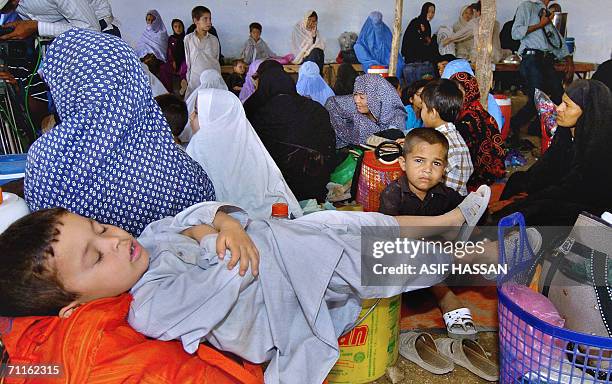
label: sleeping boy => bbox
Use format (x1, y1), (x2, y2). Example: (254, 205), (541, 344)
(0, 193), (490, 384)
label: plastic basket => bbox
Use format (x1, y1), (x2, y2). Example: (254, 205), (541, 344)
(497, 213), (612, 383)
(355, 151), (402, 212)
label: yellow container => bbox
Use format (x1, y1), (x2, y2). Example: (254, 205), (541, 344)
(327, 295), (401, 384)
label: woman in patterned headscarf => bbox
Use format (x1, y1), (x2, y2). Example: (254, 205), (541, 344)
(25, 29), (215, 235)
(450, 72), (506, 189)
(325, 73), (406, 148)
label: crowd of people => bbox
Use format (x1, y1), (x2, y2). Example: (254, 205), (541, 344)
(0, 0), (611, 383)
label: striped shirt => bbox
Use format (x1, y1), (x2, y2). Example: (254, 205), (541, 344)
(17, 0), (100, 38)
(435, 123), (474, 196)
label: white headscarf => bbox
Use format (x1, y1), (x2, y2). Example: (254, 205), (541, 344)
(180, 70), (228, 143)
(135, 10), (168, 62)
(291, 10), (325, 64)
(453, 5), (472, 32)
(186, 89), (302, 219)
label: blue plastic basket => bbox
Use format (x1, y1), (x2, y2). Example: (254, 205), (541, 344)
(497, 213), (612, 384)
(0, 154), (27, 186)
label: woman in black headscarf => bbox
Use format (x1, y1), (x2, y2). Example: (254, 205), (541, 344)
(401, 2), (438, 86)
(245, 62), (336, 202)
(333, 62), (359, 96)
(592, 59), (612, 91)
(494, 79), (612, 226)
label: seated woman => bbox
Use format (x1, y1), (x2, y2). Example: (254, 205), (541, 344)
(244, 61), (336, 202)
(186, 88), (302, 219)
(495, 79), (612, 226)
(333, 62), (359, 96)
(239, 59), (263, 103)
(354, 11), (404, 78)
(291, 10), (325, 71)
(437, 5), (474, 59)
(325, 73), (406, 148)
(442, 58), (504, 132)
(25, 29), (215, 236)
(180, 69), (229, 143)
(441, 3), (504, 63)
(296, 61), (335, 106)
(135, 10), (169, 63)
(450, 72), (506, 189)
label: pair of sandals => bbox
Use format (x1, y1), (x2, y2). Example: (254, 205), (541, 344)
(399, 331), (499, 381)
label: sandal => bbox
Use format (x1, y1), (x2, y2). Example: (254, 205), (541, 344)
(435, 338), (499, 382)
(443, 308), (478, 340)
(483, 227), (542, 281)
(399, 332), (454, 375)
(457, 185), (491, 242)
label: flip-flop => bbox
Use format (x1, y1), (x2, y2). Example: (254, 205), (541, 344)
(435, 338), (499, 382)
(457, 185), (491, 242)
(399, 332), (454, 375)
(443, 307), (478, 340)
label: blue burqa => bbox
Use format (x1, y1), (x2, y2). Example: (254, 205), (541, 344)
(354, 11), (404, 79)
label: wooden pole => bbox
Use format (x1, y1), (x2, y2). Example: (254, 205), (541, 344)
(389, 0), (404, 77)
(474, 0), (496, 109)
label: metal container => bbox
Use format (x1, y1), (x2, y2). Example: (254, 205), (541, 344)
(552, 12), (568, 37)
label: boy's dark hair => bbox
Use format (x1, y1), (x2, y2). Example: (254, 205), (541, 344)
(0, 208), (77, 317)
(470, 2), (481, 13)
(405, 79), (431, 105)
(155, 94), (188, 138)
(403, 128), (449, 161)
(421, 79), (464, 123)
(548, 3), (562, 12)
(192, 6), (211, 21)
(309, 11), (318, 20)
(386, 76), (400, 90)
(249, 22), (262, 32)
(232, 58), (246, 67)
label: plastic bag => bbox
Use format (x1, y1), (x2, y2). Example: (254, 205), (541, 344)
(535, 88), (558, 138)
(500, 283), (565, 369)
(330, 149), (363, 185)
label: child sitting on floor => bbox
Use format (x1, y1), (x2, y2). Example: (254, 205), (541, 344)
(240, 22), (276, 65)
(155, 94), (188, 146)
(0, 189), (492, 384)
(226, 59), (247, 96)
(379, 128), (477, 340)
(420, 79), (473, 196)
(404, 79), (430, 131)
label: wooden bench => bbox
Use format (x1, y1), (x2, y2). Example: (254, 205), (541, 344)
(221, 63), (364, 86)
(221, 61), (596, 87)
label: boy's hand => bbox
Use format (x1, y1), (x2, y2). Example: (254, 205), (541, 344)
(216, 220), (259, 277)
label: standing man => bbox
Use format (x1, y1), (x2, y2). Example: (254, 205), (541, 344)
(509, 0), (574, 145)
(0, 0), (99, 40)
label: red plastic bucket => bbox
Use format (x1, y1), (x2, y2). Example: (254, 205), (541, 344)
(494, 94), (512, 140)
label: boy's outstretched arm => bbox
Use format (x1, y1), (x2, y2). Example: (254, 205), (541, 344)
(181, 212), (259, 277)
